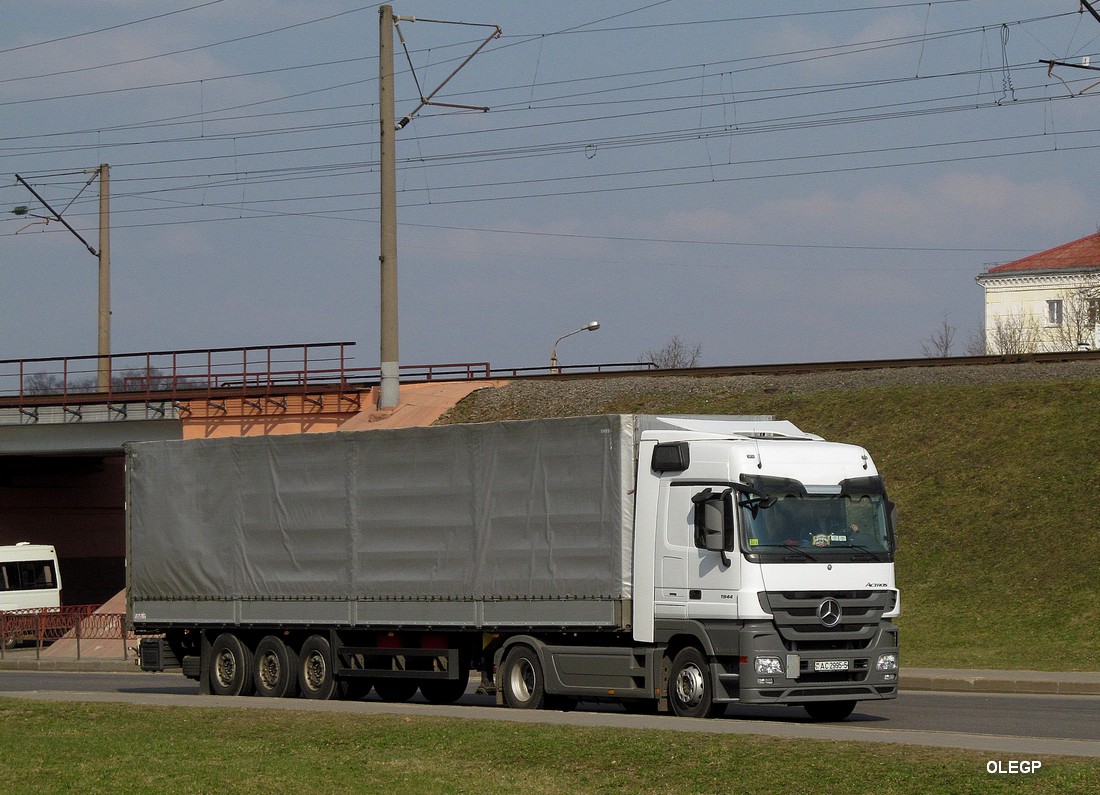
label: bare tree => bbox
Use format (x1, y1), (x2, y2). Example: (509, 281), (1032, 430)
(22, 372), (64, 395)
(987, 311), (1042, 355)
(22, 372), (96, 395)
(640, 336), (703, 369)
(1050, 285), (1100, 351)
(965, 321), (988, 355)
(920, 316), (957, 357)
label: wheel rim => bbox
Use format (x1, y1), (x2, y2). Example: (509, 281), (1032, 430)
(303, 650), (327, 692)
(508, 657), (535, 702)
(674, 662), (706, 708)
(257, 651), (280, 690)
(214, 650), (237, 688)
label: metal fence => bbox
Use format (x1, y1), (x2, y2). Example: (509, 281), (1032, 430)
(0, 605), (131, 661)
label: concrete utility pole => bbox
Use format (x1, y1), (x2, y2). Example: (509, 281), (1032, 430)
(13, 166), (111, 391)
(375, 7), (499, 410)
(378, 5), (400, 409)
(97, 164), (111, 392)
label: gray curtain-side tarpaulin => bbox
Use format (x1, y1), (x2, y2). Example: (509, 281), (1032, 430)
(127, 415), (636, 606)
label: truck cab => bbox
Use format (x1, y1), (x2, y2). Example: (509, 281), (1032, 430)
(633, 419), (900, 719)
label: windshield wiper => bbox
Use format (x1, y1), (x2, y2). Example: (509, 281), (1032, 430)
(750, 543), (818, 562)
(829, 544), (888, 562)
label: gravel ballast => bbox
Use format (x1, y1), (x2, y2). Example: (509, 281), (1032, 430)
(440, 360), (1100, 424)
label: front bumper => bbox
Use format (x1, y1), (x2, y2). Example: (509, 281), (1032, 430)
(736, 619), (899, 704)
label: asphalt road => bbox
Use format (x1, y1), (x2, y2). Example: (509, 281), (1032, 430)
(2, 670), (1099, 759)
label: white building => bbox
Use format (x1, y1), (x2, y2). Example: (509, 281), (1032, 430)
(976, 232), (1100, 353)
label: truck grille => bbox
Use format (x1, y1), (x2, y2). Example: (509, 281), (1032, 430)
(761, 590), (891, 652)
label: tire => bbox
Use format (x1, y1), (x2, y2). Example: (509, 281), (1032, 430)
(500, 645), (546, 710)
(297, 635), (338, 700)
(418, 673), (470, 705)
(803, 700), (856, 722)
(209, 633), (254, 697)
(339, 678), (374, 701)
(668, 647), (721, 718)
(253, 635), (299, 699)
(373, 678), (420, 702)
(545, 695), (579, 712)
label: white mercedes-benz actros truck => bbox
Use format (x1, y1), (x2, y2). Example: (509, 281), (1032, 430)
(132, 414), (899, 721)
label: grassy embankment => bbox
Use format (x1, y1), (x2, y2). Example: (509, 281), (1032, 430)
(443, 377), (1100, 671)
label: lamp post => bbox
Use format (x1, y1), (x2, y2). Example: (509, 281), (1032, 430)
(550, 321), (600, 373)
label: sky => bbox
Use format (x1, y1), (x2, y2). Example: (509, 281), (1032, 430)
(3, 1), (1100, 374)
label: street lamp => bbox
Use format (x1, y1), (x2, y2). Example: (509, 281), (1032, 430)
(550, 321), (600, 373)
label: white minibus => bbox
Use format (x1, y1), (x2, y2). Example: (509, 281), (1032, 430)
(0, 543), (62, 612)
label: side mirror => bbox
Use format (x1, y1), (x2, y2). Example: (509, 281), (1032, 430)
(701, 500), (725, 552)
(693, 488), (734, 565)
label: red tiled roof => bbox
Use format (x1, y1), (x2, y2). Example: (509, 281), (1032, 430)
(987, 232), (1100, 273)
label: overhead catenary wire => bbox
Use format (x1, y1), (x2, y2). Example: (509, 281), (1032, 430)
(3, 5), (1095, 255)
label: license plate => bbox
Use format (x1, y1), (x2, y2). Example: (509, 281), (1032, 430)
(814, 660), (849, 672)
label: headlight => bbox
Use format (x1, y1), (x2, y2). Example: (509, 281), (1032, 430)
(755, 656), (783, 675)
(876, 653), (898, 671)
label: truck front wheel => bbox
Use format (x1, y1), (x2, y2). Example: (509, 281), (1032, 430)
(297, 635), (338, 700)
(668, 647), (722, 718)
(253, 635), (299, 699)
(501, 645), (546, 710)
(209, 633), (254, 697)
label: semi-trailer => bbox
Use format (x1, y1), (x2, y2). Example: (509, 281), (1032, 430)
(132, 414), (899, 720)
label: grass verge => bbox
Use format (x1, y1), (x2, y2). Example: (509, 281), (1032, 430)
(2, 698), (1097, 794)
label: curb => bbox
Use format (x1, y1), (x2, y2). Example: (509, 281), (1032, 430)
(0, 658), (137, 673)
(902, 669), (1100, 697)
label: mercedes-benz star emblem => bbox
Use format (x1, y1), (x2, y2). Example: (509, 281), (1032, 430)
(818, 598), (842, 627)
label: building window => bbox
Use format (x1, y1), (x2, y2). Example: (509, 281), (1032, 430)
(1089, 298), (1100, 327)
(1047, 299), (1063, 326)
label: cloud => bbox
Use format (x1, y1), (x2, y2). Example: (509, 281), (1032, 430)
(649, 171), (1091, 250)
(757, 11), (929, 80)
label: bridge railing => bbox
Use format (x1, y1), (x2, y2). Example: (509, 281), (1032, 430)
(1, 341), (662, 421)
(488, 361), (657, 378)
(0, 342), (358, 411)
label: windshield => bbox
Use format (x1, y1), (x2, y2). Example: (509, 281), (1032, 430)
(741, 493), (894, 561)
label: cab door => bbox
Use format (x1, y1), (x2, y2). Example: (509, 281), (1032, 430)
(667, 483), (741, 618)
(653, 482), (687, 618)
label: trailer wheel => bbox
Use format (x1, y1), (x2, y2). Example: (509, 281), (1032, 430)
(297, 635), (338, 700)
(209, 633), (254, 697)
(803, 700), (856, 722)
(253, 636), (299, 699)
(419, 673), (470, 704)
(339, 678), (374, 701)
(373, 678), (419, 702)
(668, 647), (721, 718)
(501, 645), (546, 710)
